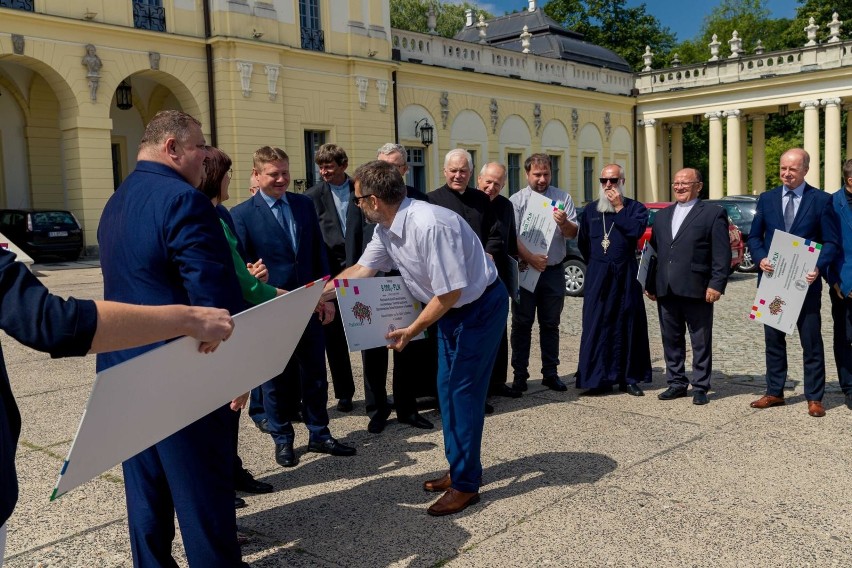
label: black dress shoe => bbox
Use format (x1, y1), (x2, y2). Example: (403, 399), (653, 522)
(658, 386), (688, 400)
(275, 443), (298, 467)
(337, 398), (353, 412)
(234, 496), (246, 509)
(368, 406), (392, 434)
(579, 385), (613, 396)
(692, 390), (709, 405)
(619, 384), (645, 397)
(254, 418), (271, 435)
(512, 378), (528, 392)
(542, 376), (568, 392)
(308, 437), (357, 456)
(484, 402), (494, 415)
(235, 469), (274, 494)
(492, 384), (522, 398)
(398, 412), (434, 429)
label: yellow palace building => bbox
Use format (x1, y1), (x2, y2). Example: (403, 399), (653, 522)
(0, 0), (671, 253)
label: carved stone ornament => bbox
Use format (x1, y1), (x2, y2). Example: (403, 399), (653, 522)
(440, 91), (449, 129)
(571, 108), (579, 139)
(265, 65), (280, 101)
(82, 44), (103, 102)
(490, 98), (499, 134)
(149, 52), (161, 70)
(12, 34), (24, 55)
(236, 62), (253, 97)
(604, 112), (611, 141)
(533, 103), (541, 136)
(377, 79), (389, 111)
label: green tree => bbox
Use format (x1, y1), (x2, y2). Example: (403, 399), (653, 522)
(542, 0), (677, 71)
(775, 0), (852, 49)
(390, 0), (494, 38)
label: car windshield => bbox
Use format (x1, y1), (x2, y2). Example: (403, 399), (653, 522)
(648, 209), (658, 227)
(31, 211), (77, 230)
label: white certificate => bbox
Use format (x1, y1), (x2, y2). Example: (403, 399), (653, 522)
(517, 194), (561, 292)
(53, 278), (325, 498)
(334, 276), (425, 351)
(749, 230), (822, 334)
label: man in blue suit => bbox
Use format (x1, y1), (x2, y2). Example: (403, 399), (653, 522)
(98, 110), (248, 567)
(231, 146), (355, 469)
(826, 159), (852, 411)
(748, 148), (840, 417)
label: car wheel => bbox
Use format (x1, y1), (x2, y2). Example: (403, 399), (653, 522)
(738, 245), (757, 273)
(564, 259), (586, 297)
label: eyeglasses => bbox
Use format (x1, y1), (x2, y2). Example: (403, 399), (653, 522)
(599, 177), (621, 185)
(671, 181), (700, 188)
(352, 193), (374, 205)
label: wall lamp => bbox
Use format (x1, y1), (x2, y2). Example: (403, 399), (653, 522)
(415, 118), (434, 147)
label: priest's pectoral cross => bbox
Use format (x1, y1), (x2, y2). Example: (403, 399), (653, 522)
(601, 235), (610, 254)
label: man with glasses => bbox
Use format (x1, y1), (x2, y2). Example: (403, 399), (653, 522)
(359, 143), (435, 433)
(576, 164), (652, 397)
(321, 160), (508, 516)
(231, 146), (355, 469)
(645, 168), (730, 406)
(510, 153), (578, 393)
(748, 148), (839, 417)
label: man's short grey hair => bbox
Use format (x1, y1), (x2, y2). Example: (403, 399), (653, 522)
(480, 162), (507, 181)
(444, 148), (473, 171)
(377, 143), (407, 159)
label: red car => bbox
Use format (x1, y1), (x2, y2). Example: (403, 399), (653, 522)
(637, 202), (744, 270)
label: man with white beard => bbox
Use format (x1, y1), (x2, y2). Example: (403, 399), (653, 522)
(575, 164), (653, 396)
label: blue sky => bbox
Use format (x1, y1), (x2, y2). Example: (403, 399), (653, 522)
(463, 0), (800, 42)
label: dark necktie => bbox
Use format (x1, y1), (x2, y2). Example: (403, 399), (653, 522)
(272, 200), (295, 250)
(783, 190), (796, 232)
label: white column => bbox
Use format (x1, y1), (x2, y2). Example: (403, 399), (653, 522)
(670, 123), (684, 176)
(846, 105), (852, 161)
(823, 97), (842, 192)
(724, 109), (743, 195)
(740, 118), (748, 193)
(661, 124), (671, 199)
(643, 118), (659, 202)
(705, 111), (724, 199)
(751, 114), (766, 194)
(636, 120), (646, 201)
(800, 100), (821, 187)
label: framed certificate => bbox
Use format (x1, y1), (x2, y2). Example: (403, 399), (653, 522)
(334, 276), (426, 351)
(517, 194), (561, 292)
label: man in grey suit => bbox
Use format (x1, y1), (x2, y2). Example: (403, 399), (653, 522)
(646, 167), (730, 405)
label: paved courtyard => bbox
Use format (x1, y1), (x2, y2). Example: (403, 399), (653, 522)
(3, 262), (851, 567)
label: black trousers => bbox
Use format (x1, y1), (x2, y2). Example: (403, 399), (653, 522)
(657, 295), (714, 391)
(323, 299), (355, 400)
(830, 289), (852, 395)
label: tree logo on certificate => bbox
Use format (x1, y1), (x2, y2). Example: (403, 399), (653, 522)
(768, 296), (786, 316)
(352, 302), (372, 325)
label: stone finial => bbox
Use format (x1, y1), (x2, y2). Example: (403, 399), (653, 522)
(528, 0), (536, 11)
(708, 34), (721, 62)
(465, 8), (473, 27)
(642, 45), (653, 72)
(521, 25), (532, 53)
(671, 53), (681, 67)
(476, 14), (488, 44)
(805, 16), (819, 46)
(81, 44), (102, 102)
(427, 5), (437, 35)
(827, 12), (843, 43)
(728, 30), (742, 58)
(754, 40), (765, 55)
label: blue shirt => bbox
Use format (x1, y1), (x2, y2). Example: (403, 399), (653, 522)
(329, 180), (351, 234)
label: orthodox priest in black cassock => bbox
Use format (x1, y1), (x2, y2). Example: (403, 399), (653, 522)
(576, 185), (652, 394)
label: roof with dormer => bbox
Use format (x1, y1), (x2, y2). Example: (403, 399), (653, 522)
(454, 7), (631, 72)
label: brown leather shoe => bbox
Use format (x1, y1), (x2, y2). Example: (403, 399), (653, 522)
(807, 400), (826, 417)
(750, 395), (785, 409)
(423, 472), (452, 492)
(427, 488), (480, 516)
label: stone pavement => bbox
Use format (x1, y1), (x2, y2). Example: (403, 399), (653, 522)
(3, 262), (851, 567)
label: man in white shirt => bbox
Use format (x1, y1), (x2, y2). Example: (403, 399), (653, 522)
(510, 154), (578, 393)
(321, 160), (508, 516)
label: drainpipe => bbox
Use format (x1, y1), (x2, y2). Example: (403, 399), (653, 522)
(632, 104), (637, 199)
(392, 70), (399, 143)
(203, 0), (218, 147)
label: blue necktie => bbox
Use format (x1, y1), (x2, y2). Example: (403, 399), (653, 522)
(273, 200), (295, 250)
(783, 190), (796, 232)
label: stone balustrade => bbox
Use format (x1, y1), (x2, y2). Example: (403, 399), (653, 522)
(636, 39), (852, 94)
(391, 29), (633, 96)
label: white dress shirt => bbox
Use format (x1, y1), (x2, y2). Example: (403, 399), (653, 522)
(358, 198), (498, 307)
(671, 198), (698, 239)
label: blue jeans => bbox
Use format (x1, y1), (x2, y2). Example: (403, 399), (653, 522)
(436, 282), (508, 493)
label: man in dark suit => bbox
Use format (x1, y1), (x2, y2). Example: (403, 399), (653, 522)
(826, 158), (852, 411)
(231, 146), (355, 467)
(748, 148), (840, 417)
(97, 110), (248, 567)
(305, 144), (362, 413)
(360, 143), (436, 433)
(646, 167), (730, 406)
